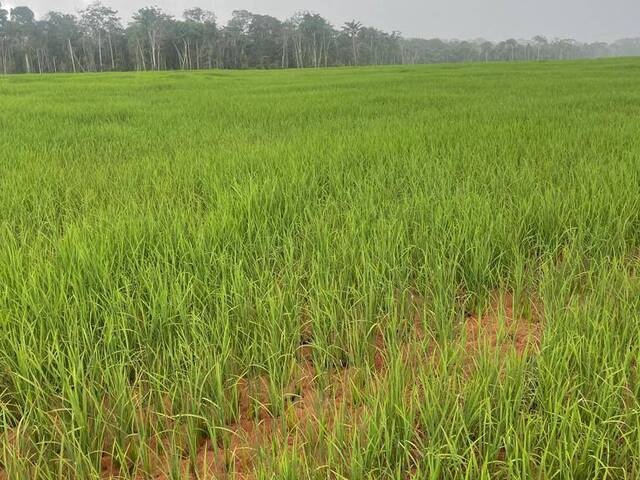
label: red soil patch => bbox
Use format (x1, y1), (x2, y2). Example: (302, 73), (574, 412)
(144, 365), (363, 479)
(0, 429), (17, 480)
(3, 291), (543, 480)
(463, 293), (542, 358)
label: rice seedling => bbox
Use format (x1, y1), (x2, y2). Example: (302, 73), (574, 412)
(1, 58), (640, 478)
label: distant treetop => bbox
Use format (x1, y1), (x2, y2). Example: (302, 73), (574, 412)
(0, 1), (638, 74)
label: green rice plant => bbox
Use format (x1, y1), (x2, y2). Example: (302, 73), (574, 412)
(0, 58), (639, 478)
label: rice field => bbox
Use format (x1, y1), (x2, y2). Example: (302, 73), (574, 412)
(1, 58), (640, 479)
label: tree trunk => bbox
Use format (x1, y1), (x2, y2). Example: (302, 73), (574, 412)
(108, 31), (115, 70)
(137, 40), (146, 71)
(313, 33), (317, 67)
(352, 38), (357, 65)
(174, 42), (184, 69)
(281, 30), (287, 68)
(0, 38), (6, 75)
(97, 30), (103, 71)
(68, 39), (77, 73)
(149, 32), (157, 70)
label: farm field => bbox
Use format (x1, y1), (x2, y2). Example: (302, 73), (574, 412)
(1, 58), (640, 479)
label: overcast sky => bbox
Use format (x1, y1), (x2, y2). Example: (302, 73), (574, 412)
(4, 0), (640, 42)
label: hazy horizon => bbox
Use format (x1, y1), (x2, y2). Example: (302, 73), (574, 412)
(1, 0), (638, 43)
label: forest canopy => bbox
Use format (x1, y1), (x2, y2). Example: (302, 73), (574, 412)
(1, 1), (639, 74)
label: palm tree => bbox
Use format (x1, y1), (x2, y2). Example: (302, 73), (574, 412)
(533, 35), (548, 60)
(342, 20), (362, 65)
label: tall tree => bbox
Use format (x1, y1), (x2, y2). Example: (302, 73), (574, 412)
(42, 12), (81, 72)
(297, 13), (334, 68)
(9, 6), (37, 73)
(359, 27), (401, 65)
(0, 2), (8, 73)
(246, 13), (283, 68)
(342, 20), (362, 65)
(533, 35), (548, 60)
(480, 41), (493, 62)
(220, 10), (251, 68)
(128, 6), (172, 71)
(182, 7), (216, 69)
(284, 13), (304, 68)
(79, 2), (121, 71)
(0, 2), (635, 74)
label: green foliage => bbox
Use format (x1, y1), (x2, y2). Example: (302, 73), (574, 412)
(0, 1), (639, 75)
(0, 59), (640, 478)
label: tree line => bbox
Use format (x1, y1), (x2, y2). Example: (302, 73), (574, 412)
(1, 1), (639, 74)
